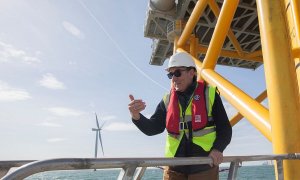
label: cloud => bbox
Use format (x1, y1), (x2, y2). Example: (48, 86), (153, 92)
(0, 81), (31, 102)
(46, 107), (84, 117)
(101, 115), (117, 121)
(104, 122), (136, 131)
(62, 21), (85, 39)
(0, 41), (41, 64)
(37, 122), (62, 127)
(47, 138), (67, 143)
(39, 73), (66, 90)
(68, 61), (77, 65)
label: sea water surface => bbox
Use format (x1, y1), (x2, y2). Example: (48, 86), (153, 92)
(26, 165), (275, 180)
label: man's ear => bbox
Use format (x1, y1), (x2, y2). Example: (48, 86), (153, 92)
(190, 69), (196, 77)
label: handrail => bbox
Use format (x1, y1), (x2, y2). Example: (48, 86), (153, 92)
(1, 153), (300, 180)
(0, 160), (34, 179)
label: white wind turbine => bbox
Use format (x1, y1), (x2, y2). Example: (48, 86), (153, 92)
(92, 113), (105, 158)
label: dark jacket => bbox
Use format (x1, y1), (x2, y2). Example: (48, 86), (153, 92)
(132, 80), (232, 174)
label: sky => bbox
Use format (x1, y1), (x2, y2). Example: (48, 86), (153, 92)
(0, 0), (272, 163)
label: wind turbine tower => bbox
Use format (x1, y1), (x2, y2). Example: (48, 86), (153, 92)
(92, 113), (105, 158)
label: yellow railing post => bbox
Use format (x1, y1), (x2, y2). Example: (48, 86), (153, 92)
(257, 0), (300, 179)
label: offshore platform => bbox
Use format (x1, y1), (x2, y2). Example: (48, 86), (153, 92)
(144, 0), (300, 179)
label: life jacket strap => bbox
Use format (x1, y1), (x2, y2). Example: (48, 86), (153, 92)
(179, 122), (188, 130)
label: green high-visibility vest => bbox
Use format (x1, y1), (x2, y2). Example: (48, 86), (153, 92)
(163, 85), (217, 157)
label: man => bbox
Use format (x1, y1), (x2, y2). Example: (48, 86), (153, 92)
(128, 51), (232, 179)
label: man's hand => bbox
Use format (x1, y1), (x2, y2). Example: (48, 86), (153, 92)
(208, 149), (223, 166)
(128, 94), (146, 120)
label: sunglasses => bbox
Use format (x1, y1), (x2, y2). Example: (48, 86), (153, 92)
(167, 69), (189, 79)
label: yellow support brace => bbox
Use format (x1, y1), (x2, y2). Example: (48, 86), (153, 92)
(177, 0), (208, 48)
(283, 0), (300, 98)
(201, 0), (239, 70)
(257, 0), (300, 179)
(230, 90), (267, 126)
(177, 48), (272, 141)
(208, 0), (244, 56)
(290, 0), (300, 96)
(201, 69), (271, 141)
(291, 0), (300, 43)
(189, 34), (197, 57)
(171, 0), (300, 178)
(198, 45), (263, 62)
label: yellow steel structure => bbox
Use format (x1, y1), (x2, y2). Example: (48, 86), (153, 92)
(282, 0), (300, 97)
(177, 0), (208, 48)
(289, 0), (300, 96)
(230, 90), (267, 126)
(197, 45), (263, 62)
(178, 47), (272, 141)
(201, 0), (239, 69)
(207, 0), (244, 56)
(257, 1), (300, 179)
(172, 0), (300, 179)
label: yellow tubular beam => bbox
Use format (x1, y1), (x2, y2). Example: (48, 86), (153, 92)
(190, 35), (201, 80)
(201, 0), (239, 69)
(177, 0), (209, 48)
(257, 0), (300, 179)
(190, 34), (197, 57)
(177, 48), (272, 141)
(201, 69), (271, 141)
(230, 90), (267, 126)
(229, 113), (243, 127)
(173, 36), (178, 54)
(290, 0), (300, 99)
(294, 47), (300, 58)
(208, 0), (244, 56)
(247, 50), (263, 58)
(291, 0), (300, 44)
(253, 90), (268, 105)
(198, 45), (263, 62)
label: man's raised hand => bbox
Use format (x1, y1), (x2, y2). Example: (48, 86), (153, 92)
(128, 94), (146, 120)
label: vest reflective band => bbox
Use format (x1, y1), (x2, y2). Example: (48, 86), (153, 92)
(163, 82), (217, 157)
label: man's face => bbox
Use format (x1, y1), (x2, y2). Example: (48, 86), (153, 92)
(168, 67), (195, 92)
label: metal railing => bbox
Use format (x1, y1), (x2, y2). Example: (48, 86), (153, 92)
(0, 153), (299, 180)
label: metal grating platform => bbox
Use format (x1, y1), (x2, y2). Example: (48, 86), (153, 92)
(144, 0), (262, 69)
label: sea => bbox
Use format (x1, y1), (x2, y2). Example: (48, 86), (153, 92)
(25, 165), (275, 180)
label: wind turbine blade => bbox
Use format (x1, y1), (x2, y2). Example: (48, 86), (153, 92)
(99, 131), (104, 156)
(95, 113), (100, 129)
(95, 131), (98, 158)
(99, 121), (106, 129)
